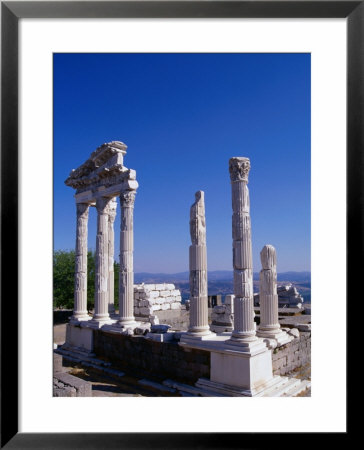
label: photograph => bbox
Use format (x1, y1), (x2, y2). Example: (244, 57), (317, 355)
(1, 0), (355, 445)
(53, 52), (311, 398)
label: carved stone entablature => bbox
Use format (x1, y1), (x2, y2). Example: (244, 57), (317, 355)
(229, 157), (251, 183)
(65, 141), (134, 192)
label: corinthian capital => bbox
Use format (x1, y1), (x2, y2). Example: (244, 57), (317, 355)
(229, 157), (251, 183)
(107, 198), (117, 222)
(120, 190), (136, 207)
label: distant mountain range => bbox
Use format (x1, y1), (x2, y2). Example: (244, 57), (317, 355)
(134, 271), (311, 283)
(134, 271), (311, 303)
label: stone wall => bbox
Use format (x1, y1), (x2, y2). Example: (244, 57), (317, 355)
(272, 332), (311, 376)
(134, 283), (182, 317)
(93, 330), (210, 385)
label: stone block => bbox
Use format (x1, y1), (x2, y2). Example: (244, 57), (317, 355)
(155, 284), (166, 290)
(139, 307), (153, 316)
(161, 303), (170, 310)
(146, 291), (159, 299)
(53, 353), (68, 373)
(54, 372), (92, 397)
(171, 290), (180, 296)
(145, 284), (156, 291)
(160, 290), (171, 297)
(65, 324), (94, 352)
(166, 284), (175, 290)
(152, 304), (160, 311)
(53, 387), (77, 397)
(171, 302), (181, 310)
(288, 327), (300, 338)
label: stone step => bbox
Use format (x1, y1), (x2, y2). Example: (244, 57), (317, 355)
(260, 377), (304, 397)
(163, 379), (225, 397)
(138, 379), (176, 394)
(55, 348), (111, 367)
(281, 379), (311, 397)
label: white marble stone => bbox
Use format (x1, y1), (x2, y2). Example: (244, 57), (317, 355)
(133, 283), (182, 318)
(90, 197), (114, 326)
(107, 198), (117, 315)
(65, 142), (139, 330)
(116, 190), (138, 329)
(184, 191), (214, 338)
(227, 158), (259, 348)
(71, 203), (91, 322)
(257, 245), (292, 347)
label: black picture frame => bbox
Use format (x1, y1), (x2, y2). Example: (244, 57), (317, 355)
(1, 1), (356, 448)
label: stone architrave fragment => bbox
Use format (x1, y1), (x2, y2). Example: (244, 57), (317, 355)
(71, 203), (91, 322)
(257, 245), (292, 347)
(227, 157), (257, 346)
(187, 191), (212, 336)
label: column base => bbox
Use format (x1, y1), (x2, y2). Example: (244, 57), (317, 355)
(180, 330), (216, 344)
(69, 314), (92, 324)
(225, 335), (268, 356)
(209, 342), (274, 393)
(104, 320), (141, 334)
(87, 315), (115, 329)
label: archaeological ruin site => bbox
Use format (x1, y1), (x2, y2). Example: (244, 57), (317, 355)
(54, 141), (311, 397)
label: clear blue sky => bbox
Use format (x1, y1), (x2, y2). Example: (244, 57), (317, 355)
(54, 53), (310, 273)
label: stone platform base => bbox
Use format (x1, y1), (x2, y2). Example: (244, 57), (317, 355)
(195, 376), (310, 397)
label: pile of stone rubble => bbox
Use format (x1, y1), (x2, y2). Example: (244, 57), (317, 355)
(134, 283), (182, 318)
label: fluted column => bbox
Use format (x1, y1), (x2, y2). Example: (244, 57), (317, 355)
(257, 245), (282, 337)
(228, 157), (257, 343)
(117, 190), (137, 327)
(72, 202), (91, 321)
(108, 198), (117, 315)
(187, 191), (211, 336)
(92, 196), (112, 324)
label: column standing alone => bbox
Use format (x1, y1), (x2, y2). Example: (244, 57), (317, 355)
(257, 244), (292, 346)
(228, 157), (258, 346)
(187, 191), (212, 337)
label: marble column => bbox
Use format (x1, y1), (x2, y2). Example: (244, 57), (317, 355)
(257, 245), (291, 345)
(228, 157), (257, 344)
(72, 202), (91, 321)
(91, 196), (112, 325)
(107, 198), (117, 315)
(187, 191), (212, 336)
(117, 190), (137, 328)
(257, 245), (280, 335)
